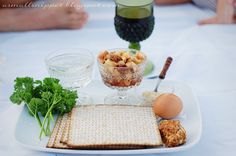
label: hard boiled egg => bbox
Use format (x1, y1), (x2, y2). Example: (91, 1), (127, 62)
(153, 93), (183, 119)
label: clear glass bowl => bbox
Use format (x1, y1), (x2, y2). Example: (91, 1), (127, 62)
(45, 48), (94, 104)
(98, 48), (146, 104)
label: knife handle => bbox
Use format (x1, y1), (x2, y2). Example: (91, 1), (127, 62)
(159, 57), (173, 79)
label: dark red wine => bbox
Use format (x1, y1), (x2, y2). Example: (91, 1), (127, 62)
(114, 7), (155, 43)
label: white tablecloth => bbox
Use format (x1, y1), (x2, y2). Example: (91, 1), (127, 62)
(0, 0), (236, 155)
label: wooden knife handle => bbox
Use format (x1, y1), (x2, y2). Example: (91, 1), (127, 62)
(159, 57), (173, 79)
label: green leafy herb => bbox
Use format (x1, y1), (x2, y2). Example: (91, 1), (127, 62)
(10, 77), (78, 139)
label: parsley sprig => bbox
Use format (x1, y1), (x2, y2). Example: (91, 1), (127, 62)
(10, 77), (78, 139)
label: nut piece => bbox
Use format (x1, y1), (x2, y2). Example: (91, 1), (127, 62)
(159, 120), (186, 147)
(98, 51), (109, 64)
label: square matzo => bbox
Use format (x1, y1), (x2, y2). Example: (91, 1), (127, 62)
(67, 105), (162, 148)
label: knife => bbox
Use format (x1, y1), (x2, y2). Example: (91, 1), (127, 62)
(154, 57), (173, 92)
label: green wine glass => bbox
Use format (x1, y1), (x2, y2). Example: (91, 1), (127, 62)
(114, 0), (155, 75)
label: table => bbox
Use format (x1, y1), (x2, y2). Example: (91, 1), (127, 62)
(0, 0), (236, 155)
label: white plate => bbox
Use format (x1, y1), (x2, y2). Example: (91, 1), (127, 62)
(15, 80), (202, 155)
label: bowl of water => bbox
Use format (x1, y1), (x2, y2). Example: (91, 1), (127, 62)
(45, 48), (94, 104)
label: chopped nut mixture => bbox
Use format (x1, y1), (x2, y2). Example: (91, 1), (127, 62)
(98, 50), (146, 87)
(159, 120), (186, 147)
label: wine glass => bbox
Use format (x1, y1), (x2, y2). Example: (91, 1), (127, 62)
(45, 48), (94, 104)
(114, 0), (155, 75)
(97, 48), (146, 104)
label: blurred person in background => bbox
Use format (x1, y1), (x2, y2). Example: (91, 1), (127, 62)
(155, 0), (236, 24)
(0, 0), (88, 32)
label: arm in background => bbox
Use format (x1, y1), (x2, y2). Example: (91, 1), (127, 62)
(199, 0), (236, 25)
(155, 0), (192, 5)
(0, 0), (88, 32)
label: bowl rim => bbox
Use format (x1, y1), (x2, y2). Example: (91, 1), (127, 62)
(45, 48), (94, 68)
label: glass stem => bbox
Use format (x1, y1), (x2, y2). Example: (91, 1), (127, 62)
(129, 42), (141, 51)
(117, 90), (127, 99)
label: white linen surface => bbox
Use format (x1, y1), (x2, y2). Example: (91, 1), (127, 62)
(0, 0), (236, 155)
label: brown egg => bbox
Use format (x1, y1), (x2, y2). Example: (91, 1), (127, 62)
(153, 93), (183, 119)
